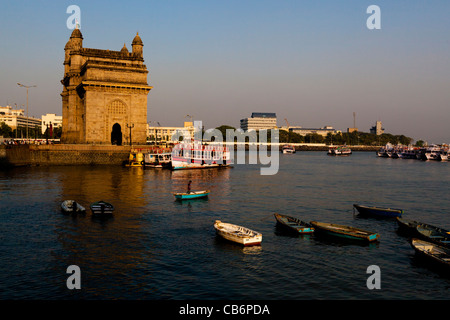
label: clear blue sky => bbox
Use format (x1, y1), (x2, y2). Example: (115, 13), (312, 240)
(1, 0), (449, 143)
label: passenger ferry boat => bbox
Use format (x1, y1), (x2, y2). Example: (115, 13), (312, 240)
(439, 149), (448, 161)
(423, 145), (442, 161)
(328, 145), (352, 156)
(400, 146), (419, 159)
(144, 152), (172, 168)
(377, 143), (393, 157)
(171, 142), (232, 170)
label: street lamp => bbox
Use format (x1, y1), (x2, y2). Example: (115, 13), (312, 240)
(17, 83), (37, 141)
(127, 123), (134, 146)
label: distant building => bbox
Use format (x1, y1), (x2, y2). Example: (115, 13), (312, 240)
(347, 128), (358, 133)
(240, 112), (277, 131)
(289, 126), (338, 137)
(41, 114), (62, 134)
(147, 121), (195, 144)
(0, 105), (41, 131)
(370, 121), (384, 135)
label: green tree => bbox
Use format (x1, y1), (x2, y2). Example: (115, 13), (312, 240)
(304, 133), (324, 143)
(415, 140), (424, 147)
(215, 125), (236, 140)
(0, 122), (12, 138)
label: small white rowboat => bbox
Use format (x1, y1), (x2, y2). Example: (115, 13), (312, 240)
(214, 220), (262, 246)
(61, 200), (86, 214)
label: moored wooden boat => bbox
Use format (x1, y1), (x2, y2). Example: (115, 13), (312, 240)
(416, 224), (450, 248)
(274, 213), (314, 234)
(174, 190), (210, 200)
(61, 200), (86, 214)
(396, 217), (423, 236)
(411, 238), (450, 271)
(90, 200), (114, 216)
(353, 204), (403, 218)
(214, 220), (262, 246)
(310, 221), (379, 242)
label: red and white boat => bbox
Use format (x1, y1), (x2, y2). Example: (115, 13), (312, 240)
(171, 142), (232, 170)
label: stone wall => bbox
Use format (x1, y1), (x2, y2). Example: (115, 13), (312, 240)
(0, 144), (136, 167)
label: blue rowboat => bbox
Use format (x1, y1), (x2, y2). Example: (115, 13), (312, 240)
(310, 221), (379, 242)
(416, 224), (450, 248)
(353, 204), (403, 218)
(274, 213), (314, 234)
(174, 190), (210, 200)
(396, 217), (440, 237)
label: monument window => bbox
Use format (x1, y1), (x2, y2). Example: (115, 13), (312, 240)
(108, 100), (127, 114)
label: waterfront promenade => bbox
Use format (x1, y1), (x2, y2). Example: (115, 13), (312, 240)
(0, 143), (379, 168)
(0, 144), (169, 167)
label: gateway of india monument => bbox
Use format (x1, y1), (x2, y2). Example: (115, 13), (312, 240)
(61, 27), (152, 145)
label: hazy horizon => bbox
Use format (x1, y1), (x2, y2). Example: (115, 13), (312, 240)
(1, 1), (449, 144)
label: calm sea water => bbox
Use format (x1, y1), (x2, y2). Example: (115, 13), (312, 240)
(1, 151), (450, 300)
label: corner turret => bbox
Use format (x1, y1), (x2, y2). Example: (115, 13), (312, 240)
(131, 32), (143, 57)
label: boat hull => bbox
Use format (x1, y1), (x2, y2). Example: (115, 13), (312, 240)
(328, 146), (352, 156)
(174, 190), (210, 200)
(396, 217), (422, 236)
(274, 213), (314, 234)
(416, 225), (450, 248)
(353, 204), (403, 218)
(61, 200), (86, 214)
(214, 220), (262, 246)
(310, 221), (379, 242)
(90, 201), (114, 216)
(411, 239), (450, 271)
(281, 145), (296, 154)
(144, 153), (172, 168)
(171, 157), (231, 170)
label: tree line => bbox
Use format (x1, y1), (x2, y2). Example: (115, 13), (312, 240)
(215, 125), (416, 146)
(0, 122), (62, 139)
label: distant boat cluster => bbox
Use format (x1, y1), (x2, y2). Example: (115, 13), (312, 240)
(377, 143), (449, 161)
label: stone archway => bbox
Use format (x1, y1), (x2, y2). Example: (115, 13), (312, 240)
(111, 123), (122, 145)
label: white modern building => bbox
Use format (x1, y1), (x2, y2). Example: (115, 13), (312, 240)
(288, 126), (338, 137)
(41, 113), (62, 134)
(0, 105), (42, 131)
(240, 112), (277, 131)
(147, 121), (195, 144)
